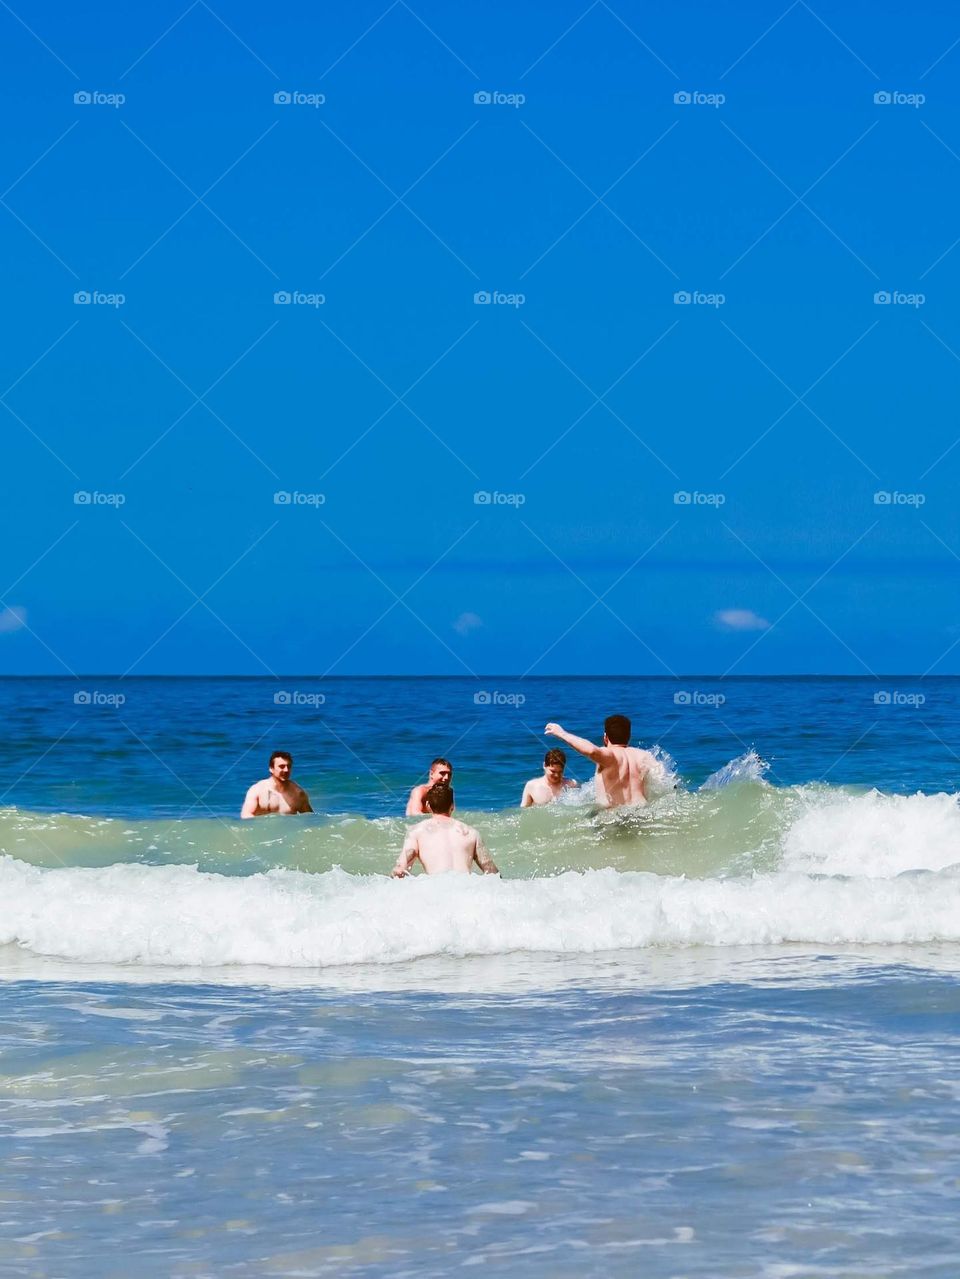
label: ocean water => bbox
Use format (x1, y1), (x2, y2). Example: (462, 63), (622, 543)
(0, 676), (959, 1276)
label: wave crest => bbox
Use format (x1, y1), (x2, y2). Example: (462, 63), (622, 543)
(1, 856), (959, 969)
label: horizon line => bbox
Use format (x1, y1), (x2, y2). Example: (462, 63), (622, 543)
(0, 674), (950, 682)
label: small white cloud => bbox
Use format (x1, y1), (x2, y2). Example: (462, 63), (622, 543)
(0, 606), (26, 634)
(715, 608), (770, 632)
(453, 611), (483, 636)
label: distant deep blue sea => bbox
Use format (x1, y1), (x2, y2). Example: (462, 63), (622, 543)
(0, 676), (958, 1276)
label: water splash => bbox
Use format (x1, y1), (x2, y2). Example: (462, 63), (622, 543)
(700, 750), (770, 791)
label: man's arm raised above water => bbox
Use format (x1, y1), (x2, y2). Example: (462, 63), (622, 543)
(545, 722), (610, 764)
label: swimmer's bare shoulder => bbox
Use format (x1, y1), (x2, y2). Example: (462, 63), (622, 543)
(240, 780), (264, 817)
(405, 784), (427, 816)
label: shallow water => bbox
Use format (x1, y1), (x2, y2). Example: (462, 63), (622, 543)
(0, 958), (958, 1278)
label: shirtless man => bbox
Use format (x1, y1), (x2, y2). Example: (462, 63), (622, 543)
(240, 751), (313, 818)
(405, 757), (453, 815)
(520, 748), (579, 807)
(392, 783), (498, 877)
(545, 716), (656, 809)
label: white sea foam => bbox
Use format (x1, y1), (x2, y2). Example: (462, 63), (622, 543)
(646, 745), (680, 798)
(0, 855), (958, 969)
(782, 789), (960, 877)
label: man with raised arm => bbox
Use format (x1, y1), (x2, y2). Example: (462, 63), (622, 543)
(544, 715), (656, 809)
(520, 747), (579, 806)
(241, 751), (313, 818)
(405, 757), (453, 815)
(392, 783), (498, 877)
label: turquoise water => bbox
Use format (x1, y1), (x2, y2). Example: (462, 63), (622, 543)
(0, 677), (958, 1275)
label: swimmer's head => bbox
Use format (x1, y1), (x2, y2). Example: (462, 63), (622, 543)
(544, 747), (566, 781)
(424, 781), (454, 814)
(429, 757), (453, 784)
(269, 750), (292, 781)
(603, 715), (631, 746)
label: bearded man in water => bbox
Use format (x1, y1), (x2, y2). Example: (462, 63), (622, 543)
(392, 783), (498, 877)
(545, 715), (656, 809)
(240, 751), (313, 818)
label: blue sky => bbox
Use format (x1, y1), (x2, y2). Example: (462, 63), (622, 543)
(2, 0), (960, 675)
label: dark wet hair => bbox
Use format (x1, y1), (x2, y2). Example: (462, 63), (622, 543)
(604, 715), (631, 746)
(424, 782), (454, 814)
(431, 757), (452, 772)
(544, 748), (566, 768)
(269, 750), (292, 767)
